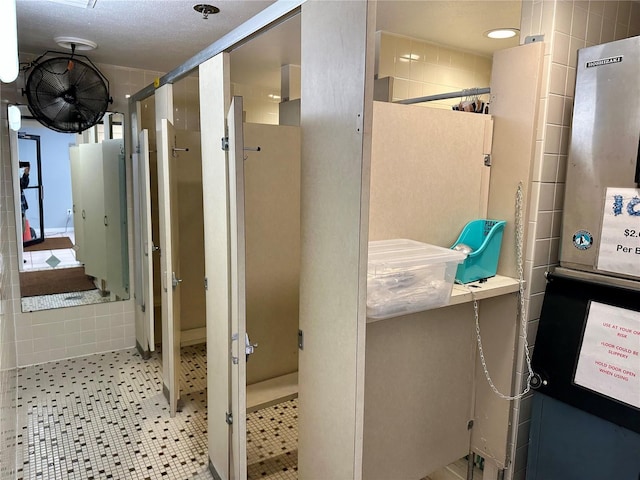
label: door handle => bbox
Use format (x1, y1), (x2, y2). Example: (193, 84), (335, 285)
(172, 146), (189, 157)
(171, 271), (182, 288)
(231, 332), (258, 364)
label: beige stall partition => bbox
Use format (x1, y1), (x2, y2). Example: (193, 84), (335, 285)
(175, 130), (206, 337)
(243, 123), (301, 385)
(487, 41), (544, 278)
(363, 303), (477, 479)
(369, 101), (494, 247)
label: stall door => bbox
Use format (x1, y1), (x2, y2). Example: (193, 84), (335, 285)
(158, 118), (182, 417)
(228, 96), (248, 480)
(78, 142), (107, 281)
(102, 138), (128, 299)
(69, 145), (85, 262)
(138, 129), (155, 351)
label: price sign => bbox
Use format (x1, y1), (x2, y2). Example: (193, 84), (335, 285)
(597, 188), (640, 278)
(574, 302), (640, 409)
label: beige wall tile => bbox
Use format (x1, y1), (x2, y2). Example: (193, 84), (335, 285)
(536, 211), (553, 239)
(544, 124), (562, 154)
(586, 12), (604, 44)
(534, 238), (551, 266)
(572, 3), (589, 40)
(556, 1), (574, 34)
(549, 63), (568, 95)
(552, 31), (571, 64)
(604, 1), (619, 19)
(546, 94), (564, 124)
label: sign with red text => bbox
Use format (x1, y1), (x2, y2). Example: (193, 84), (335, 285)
(597, 187), (640, 278)
(574, 301), (640, 408)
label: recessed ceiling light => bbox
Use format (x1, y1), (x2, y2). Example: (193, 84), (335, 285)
(485, 28), (519, 39)
(54, 36), (97, 51)
(193, 4), (220, 19)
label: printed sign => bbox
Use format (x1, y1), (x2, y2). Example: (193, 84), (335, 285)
(574, 301), (640, 409)
(596, 188), (640, 278)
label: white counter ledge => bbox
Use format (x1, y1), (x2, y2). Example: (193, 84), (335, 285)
(366, 275), (521, 323)
(449, 275), (521, 305)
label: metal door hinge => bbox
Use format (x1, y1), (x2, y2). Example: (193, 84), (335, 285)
(484, 154), (491, 166)
(226, 412), (233, 425)
(356, 112), (363, 134)
(525, 34), (545, 44)
(298, 330), (304, 350)
(204, 277), (208, 290)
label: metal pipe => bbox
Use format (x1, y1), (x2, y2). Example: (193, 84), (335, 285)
(395, 87), (490, 105)
(128, 0), (303, 105)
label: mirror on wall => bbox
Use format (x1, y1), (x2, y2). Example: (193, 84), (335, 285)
(10, 107), (130, 312)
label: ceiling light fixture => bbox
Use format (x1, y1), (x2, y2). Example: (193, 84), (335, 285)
(8, 105), (21, 131)
(193, 4), (220, 19)
(54, 36), (98, 51)
(0, 0), (19, 83)
(485, 28), (520, 39)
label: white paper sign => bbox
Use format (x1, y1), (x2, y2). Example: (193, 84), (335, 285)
(597, 188), (640, 278)
(574, 301), (640, 408)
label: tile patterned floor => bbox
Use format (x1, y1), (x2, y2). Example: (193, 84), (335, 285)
(16, 344), (298, 480)
(247, 400), (298, 479)
(21, 289), (112, 312)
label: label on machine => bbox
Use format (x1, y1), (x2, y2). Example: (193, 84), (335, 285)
(574, 301), (640, 409)
(596, 187), (640, 278)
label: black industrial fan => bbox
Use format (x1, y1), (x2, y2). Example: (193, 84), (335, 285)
(24, 51), (112, 134)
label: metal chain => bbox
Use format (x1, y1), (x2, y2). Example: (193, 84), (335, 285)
(470, 181), (534, 400)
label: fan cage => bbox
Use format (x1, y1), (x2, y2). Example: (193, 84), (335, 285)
(24, 51), (113, 134)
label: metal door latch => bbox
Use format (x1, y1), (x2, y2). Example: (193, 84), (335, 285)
(231, 332), (258, 364)
(171, 271), (183, 288)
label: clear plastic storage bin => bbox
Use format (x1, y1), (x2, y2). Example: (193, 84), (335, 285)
(367, 239), (467, 320)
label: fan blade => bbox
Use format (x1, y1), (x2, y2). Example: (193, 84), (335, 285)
(34, 71), (70, 98)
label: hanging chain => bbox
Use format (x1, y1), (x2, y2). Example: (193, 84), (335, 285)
(469, 181), (534, 400)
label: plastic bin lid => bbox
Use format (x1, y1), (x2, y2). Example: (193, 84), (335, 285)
(368, 239), (466, 269)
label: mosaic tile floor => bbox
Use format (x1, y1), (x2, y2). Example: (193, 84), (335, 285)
(16, 344), (299, 480)
(247, 400), (298, 479)
(21, 289), (112, 312)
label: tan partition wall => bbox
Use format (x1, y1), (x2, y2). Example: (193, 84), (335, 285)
(487, 41), (544, 278)
(369, 101), (493, 247)
(363, 303), (477, 479)
(244, 123), (301, 385)
(175, 130), (206, 332)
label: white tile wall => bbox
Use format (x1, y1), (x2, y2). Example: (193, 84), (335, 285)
(508, 1), (640, 478)
(0, 57), (174, 370)
(0, 85), (18, 480)
(232, 82), (281, 125)
(376, 31), (493, 110)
